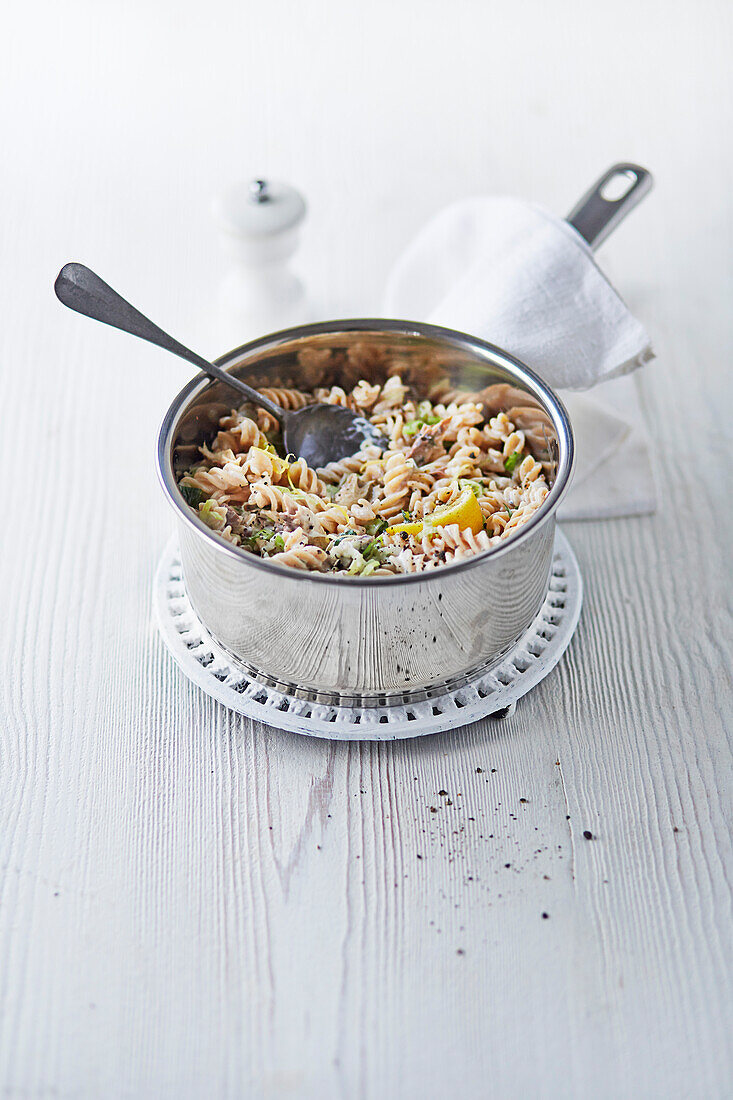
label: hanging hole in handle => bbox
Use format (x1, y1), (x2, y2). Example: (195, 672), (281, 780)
(600, 169), (639, 203)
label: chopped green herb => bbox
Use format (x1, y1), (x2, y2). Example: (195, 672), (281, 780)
(200, 499), (224, 529)
(249, 528), (285, 553)
(405, 412), (442, 437)
(458, 479), (483, 498)
(180, 484), (205, 508)
(259, 527), (291, 547)
(329, 529), (358, 547)
(363, 536), (385, 561)
(504, 451), (522, 474)
(402, 510), (411, 522)
(365, 518), (388, 536)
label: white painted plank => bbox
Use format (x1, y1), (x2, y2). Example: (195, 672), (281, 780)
(0, 0), (732, 1097)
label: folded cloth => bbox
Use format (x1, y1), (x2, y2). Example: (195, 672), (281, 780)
(560, 378), (656, 520)
(383, 195), (657, 518)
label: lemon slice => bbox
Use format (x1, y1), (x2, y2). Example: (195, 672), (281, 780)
(385, 519), (424, 536)
(429, 488), (484, 534)
(386, 488), (484, 538)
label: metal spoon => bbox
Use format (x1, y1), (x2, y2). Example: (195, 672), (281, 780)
(53, 263), (384, 468)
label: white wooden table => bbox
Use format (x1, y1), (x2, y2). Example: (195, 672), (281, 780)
(1, 1), (731, 1096)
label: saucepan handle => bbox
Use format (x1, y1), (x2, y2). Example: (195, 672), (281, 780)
(566, 163), (653, 250)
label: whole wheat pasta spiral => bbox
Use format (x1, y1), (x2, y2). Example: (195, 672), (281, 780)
(214, 414), (262, 454)
(313, 385), (350, 407)
(317, 445), (381, 485)
(249, 484), (300, 513)
(286, 458), (325, 495)
(269, 544), (329, 570)
(374, 452), (413, 519)
(258, 387), (313, 410)
(178, 369), (552, 575)
(351, 380), (381, 409)
(424, 523), (493, 558)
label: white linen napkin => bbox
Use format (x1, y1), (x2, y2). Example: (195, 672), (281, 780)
(383, 195), (656, 519)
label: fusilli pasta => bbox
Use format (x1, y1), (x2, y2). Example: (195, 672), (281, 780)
(177, 377), (552, 575)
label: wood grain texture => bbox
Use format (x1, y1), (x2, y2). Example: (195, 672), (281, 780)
(1, 0), (732, 1096)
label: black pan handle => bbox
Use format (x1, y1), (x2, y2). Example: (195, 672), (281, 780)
(566, 163), (653, 250)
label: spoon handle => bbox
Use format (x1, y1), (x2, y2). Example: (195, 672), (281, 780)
(54, 263), (286, 422)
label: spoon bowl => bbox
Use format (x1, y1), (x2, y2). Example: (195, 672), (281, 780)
(282, 403), (383, 468)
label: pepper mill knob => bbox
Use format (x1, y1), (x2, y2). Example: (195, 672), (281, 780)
(249, 178), (269, 202)
(212, 177), (308, 340)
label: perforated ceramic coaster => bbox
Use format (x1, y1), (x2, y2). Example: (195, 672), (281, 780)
(154, 530), (582, 741)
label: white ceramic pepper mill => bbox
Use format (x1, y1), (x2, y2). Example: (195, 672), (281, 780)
(213, 177), (308, 343)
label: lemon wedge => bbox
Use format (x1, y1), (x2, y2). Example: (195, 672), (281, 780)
(387, 488), (484, 538)
(429, 488), (484, 534)
(385, 519), (424, 536)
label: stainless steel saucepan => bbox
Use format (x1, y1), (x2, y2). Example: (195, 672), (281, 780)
(156, 164), (652, 704)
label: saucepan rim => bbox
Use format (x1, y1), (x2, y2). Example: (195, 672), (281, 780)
(157, 318), (574, 587)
